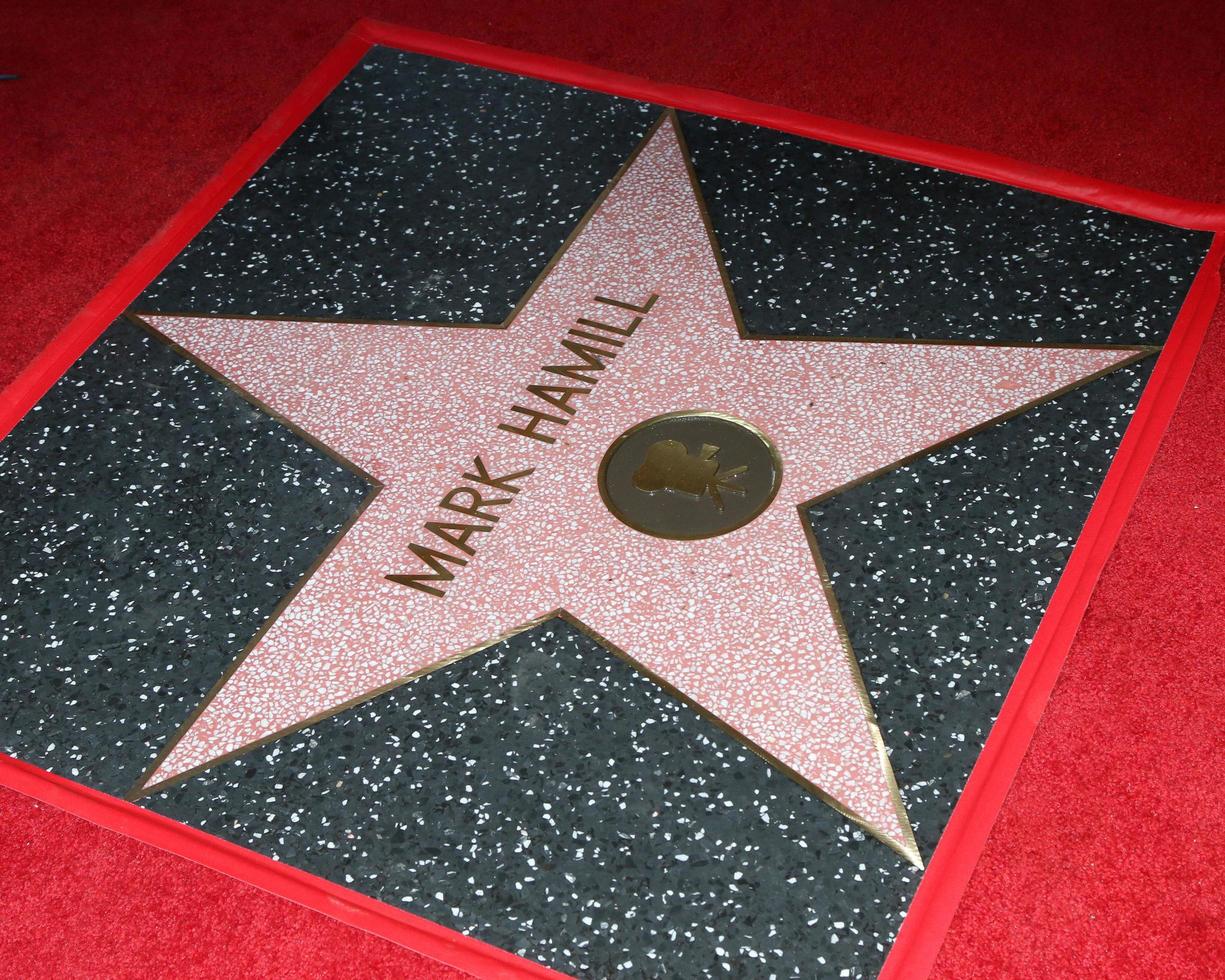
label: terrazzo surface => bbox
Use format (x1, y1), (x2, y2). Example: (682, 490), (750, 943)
(0, 45), (1211, 978)
(0, 316), (370, 793)
(142, 48), (658, 324)
(679, 112), (1210, 345)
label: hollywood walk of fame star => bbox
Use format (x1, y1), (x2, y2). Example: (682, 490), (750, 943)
(128, 110), (1150, 866)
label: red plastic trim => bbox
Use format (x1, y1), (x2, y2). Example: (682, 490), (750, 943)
(0, 754), (566, 979)
(2, 17), (1222, 980)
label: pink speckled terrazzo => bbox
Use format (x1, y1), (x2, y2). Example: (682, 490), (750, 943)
(139, 115), (1137, 861)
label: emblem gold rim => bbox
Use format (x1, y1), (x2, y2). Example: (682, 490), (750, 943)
(597, 409), (784, 541)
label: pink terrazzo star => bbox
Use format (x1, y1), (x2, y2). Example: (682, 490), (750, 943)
(132, 112), (1146, 864)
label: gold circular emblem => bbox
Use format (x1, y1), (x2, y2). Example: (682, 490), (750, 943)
(598, 411), (782, 540)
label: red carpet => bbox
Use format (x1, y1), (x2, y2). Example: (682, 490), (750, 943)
(0, 786), (469, 978)
(2, 2), (1223, 976)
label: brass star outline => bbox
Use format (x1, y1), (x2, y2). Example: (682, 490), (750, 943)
(126, 110), (1155, 869)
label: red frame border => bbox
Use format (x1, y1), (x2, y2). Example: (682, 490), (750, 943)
(2, 18), (1222, 979)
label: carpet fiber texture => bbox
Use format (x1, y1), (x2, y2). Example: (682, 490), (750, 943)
(0, 786), (471, 978)
(1, 2), (1223, 977)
